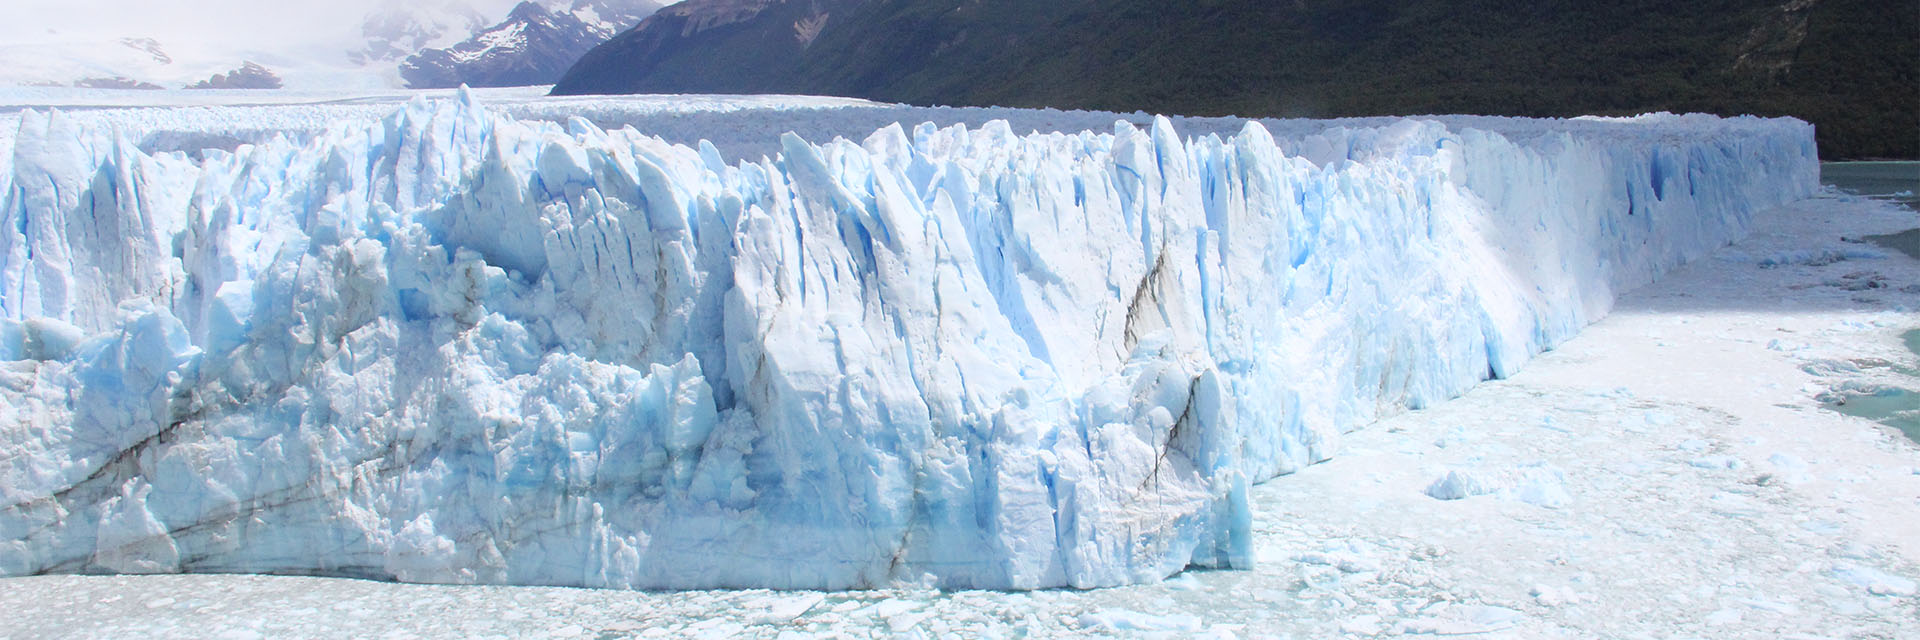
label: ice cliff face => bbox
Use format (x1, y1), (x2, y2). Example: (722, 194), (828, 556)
(0, 93), (1816, 589)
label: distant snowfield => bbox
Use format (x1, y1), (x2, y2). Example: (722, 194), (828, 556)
(0, 86), (1779, 163)
(1, 194), (1913, 638)
(0, 87), (879, 150)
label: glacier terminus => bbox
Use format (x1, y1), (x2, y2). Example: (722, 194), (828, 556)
(0, 91), (1816, 590)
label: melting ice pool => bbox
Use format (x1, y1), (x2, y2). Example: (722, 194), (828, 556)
(1821, 329), (1920, 445)
(1825, 388), (1920, 444)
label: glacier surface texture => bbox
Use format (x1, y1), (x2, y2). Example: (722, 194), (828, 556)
(0, 93), (1816, 589)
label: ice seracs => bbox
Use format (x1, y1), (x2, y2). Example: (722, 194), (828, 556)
(0, 92), (1817, 589)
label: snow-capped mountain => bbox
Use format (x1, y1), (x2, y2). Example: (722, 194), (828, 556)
(349, 2), (493, 66)
(401, 0), (662, 88)
(0, 0), (648, 90)
(0, 35), (189, 90)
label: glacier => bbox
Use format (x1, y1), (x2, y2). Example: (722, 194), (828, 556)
(0, 91), (1817, 590)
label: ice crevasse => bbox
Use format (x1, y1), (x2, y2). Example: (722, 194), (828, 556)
(0, 92), (1816, 589)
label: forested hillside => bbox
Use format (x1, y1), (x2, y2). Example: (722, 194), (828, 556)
(555, 0), (1918, 159)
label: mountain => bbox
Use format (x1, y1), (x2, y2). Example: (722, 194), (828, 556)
(401, 0), (661, 88)
(0, 1), (600, 91)
(552, 0), (1919, 160)
(554, 0), (838, 96)
(186, 61), (285, 90)
(71, 77), (164, 90)
(349, 3), (493, 66)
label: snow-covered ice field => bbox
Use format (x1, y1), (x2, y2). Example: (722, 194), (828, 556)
(0, 88), (1915, 635)
(1, 192), (1914, 638)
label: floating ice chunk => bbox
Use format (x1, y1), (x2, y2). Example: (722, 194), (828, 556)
(1716, 246), (1890, 268)
(1689, 455), (1745, 470)
(1396, 604), (1522, 634)
(1426, 469), (1499, 501)
(1340, 615), (1384, 635)
(887, 610), (935, 633)
(751, 594), (825, 624)
(1833, 564), (1919, 596)
(1425, 464), (1569, 507)
(1799, 519), (1843, 535)
(1738, 598), (1800, 615)
(1294, 539), (1382, 573)
(1433, 425), (1473, 449)
(1530, 584), (1585, 606)
(1511, 469), (1572, 508)
(1465, 606), (1522, 628)
(1768, 453), (1807, 470)
(1078, 609), (1204, 632)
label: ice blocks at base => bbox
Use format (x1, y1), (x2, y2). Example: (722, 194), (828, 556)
(0, 92), (1817, 589)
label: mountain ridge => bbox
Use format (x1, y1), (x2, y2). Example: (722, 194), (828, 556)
(553, 0), (1918, 159)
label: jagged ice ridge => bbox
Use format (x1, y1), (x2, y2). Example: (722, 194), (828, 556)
(0, 92), (1816, 589)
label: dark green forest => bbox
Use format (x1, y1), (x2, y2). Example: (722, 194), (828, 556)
(555, 0), (1919, 159)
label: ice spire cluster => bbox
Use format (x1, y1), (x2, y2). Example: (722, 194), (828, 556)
(0, 92), (1816, 589)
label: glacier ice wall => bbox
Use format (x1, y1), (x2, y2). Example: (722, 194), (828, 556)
(0, 93), (1816, 589)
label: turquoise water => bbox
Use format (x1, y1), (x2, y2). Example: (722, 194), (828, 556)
(1824, 329), (1920, 445)
(1821, 161), (1920, 209)
(1827, 388), (1920, 445)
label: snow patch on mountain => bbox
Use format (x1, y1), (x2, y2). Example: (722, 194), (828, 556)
(663, 0), (785, 35)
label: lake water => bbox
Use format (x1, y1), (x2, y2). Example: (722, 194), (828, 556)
(1810, 160), (1920, 443)
(1821, 161), (1920, 209)
(1825, 163), (1920, 437)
